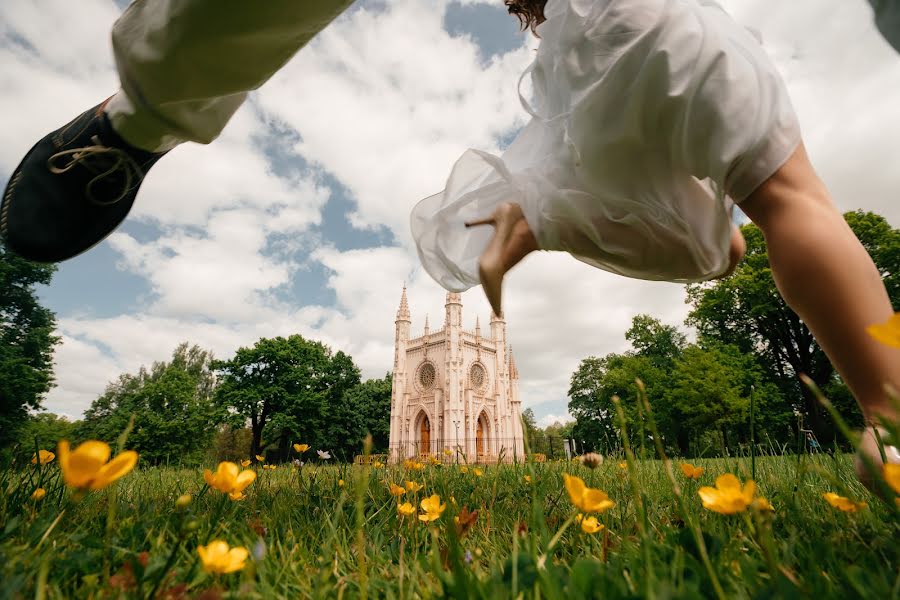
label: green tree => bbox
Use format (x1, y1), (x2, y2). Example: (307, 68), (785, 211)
(16, 412), (78, 460)
(658, 343), (786, 455)
(625, 314), (686, 370)
(213, 335), (362, 460)
(0, 248), (59, 449)
(77, 343), (220, 464)
(685, 211), (897, 440)
(568, 353), (665, 452)
(521, 408), (547, 454)
(338, 374), (392, 455)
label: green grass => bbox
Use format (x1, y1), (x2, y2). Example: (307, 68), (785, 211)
(1, 452), (898, 599)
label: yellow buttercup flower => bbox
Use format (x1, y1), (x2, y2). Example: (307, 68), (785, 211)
(373, 461), (384, 469)
(866, 312), (900, 348)
(255, 455), (265, 462)
(473, 468), (483, 477)
(240, 459), (251, 467)
(404, 481), (423, 493)
(752, 497), (775, 512)
(338, 479), (345, 487)
(204, 461), (257, 495)
(885, 464), (900, 505)
(31, 487), (46, 501)
(197, 540), (249, 574)
(418, 494), (447, 522)
(563, 474), (615, 513)
(698, 474), (756, 514)
(443, 448), (453, 456)
(403, 459), (425, 471)
(58, 440), (138, 490)
(32, 450), (55, 465)
(398, 502), (416, 517)
(229, 491), (246, 501)
(294, 443), (310, 453)
(679, 463), (704, 479)
(389, 483), (406, 497)
(618, 462), (627, 470)
(524, 475), (532, 484)
(459, 466), (469, 474)
(579, 514), (604, 534)
(823, 492), (867, 513)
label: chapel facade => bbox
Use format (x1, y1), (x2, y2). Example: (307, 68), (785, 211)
(389, 286), (525, 462)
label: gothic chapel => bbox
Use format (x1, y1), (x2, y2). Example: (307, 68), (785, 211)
(389, 286), (525, 462)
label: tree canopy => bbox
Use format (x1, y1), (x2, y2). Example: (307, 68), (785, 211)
(77, 343), (221, 464)
(213, 335), (364, 460)
(0, 248), (59, 450)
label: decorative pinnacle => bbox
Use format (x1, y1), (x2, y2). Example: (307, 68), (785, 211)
(424, 314), (430, 335)
(445, 291), (462, 305)
(396, 284), (411, 322)
(509, 346), (519, 379)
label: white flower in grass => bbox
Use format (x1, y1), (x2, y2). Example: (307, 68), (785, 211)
(317, 450), (332, 460)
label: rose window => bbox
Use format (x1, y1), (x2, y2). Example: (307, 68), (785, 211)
(418, 362), (436, 390)
(470, 363), (486, 390)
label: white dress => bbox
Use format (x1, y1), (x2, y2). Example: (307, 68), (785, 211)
(411, 0), (801, 293)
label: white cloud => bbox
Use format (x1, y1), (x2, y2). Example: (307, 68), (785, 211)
(255, 0), (533, 239)
(537, 412), (573, 428)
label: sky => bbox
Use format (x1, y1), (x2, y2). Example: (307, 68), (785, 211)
(2, 0), (900, 428)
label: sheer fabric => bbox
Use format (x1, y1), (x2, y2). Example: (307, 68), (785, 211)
(411, 0), (800, 293)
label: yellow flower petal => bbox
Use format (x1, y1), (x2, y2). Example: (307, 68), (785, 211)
(698, 473), (756, 514)
(198, 540), (249, 574)
(90, 450), (138, 490)
(233, 469), (257, 493)
(32, 450), (55, 465)
(715, 473), (741, 491)
(823, 492), (867, 512)
(224, 547), (249, 573)
(866, 313), (900, 349)
(66, 441), (111, 488)
(563, 473), (586, 508)
(885, 464), (900, 496)
(580, 515), (604, 534)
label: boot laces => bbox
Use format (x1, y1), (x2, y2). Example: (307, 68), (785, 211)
(48, 135), (144, 206)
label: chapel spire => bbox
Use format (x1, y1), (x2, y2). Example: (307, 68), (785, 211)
(396, 284), (411, 322)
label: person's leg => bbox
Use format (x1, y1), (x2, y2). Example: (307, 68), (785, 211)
(716, 225), (746, 280)
(1, 0), (354, 262)
(108, 0), (355, 152)
(739, 142), (900, 479)
(869, 0), (900, 53)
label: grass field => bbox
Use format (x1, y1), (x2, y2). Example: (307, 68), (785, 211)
(2, 442), (898, 599)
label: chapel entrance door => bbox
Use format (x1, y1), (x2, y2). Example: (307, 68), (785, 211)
(419, 416), (431, 454)
(476, 419), (485, 456)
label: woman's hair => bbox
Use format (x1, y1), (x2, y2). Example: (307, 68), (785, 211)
(505, 0), (548, 35)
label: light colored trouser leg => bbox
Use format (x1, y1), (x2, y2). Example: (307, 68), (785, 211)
(870, 0), (900, 52)
(105, 0), (356, 152)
